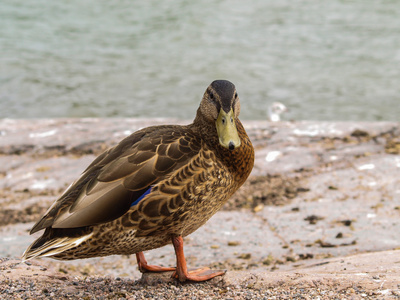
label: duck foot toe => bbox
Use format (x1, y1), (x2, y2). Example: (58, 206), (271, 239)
(136, 252), (175, 273)
(172, 267), (226, 282)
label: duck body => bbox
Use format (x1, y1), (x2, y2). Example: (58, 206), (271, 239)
(23, 80), (254, 281)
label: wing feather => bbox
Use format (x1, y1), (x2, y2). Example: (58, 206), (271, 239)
(30, 125), (199, 233)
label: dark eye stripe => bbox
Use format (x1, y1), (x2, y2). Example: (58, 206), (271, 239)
(207, 88), (222, 112)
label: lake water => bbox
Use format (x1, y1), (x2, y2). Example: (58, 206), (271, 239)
(1, 0), (399, 121)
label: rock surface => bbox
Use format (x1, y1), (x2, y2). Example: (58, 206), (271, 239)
(1, 118), (400, 299)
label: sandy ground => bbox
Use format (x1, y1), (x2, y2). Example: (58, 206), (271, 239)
(1, 118), (400, 299)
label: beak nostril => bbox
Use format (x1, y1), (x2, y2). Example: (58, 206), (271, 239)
(228, 142), (235, 151)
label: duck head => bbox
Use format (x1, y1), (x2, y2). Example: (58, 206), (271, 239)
(196, 80), (241, 151)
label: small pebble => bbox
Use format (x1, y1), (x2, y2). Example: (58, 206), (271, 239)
(227, 241), (240, 246)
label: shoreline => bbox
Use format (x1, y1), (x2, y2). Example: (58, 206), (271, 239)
(1, 118), (400, 298)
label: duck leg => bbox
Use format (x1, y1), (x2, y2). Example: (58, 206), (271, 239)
(135, 252), (175, 273)
(171, 235), (226, 282)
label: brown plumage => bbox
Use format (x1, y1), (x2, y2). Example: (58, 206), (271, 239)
(22, 80), (254, 282)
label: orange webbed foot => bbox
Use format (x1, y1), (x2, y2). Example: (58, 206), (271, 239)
(136, 252), (175, 273)
(171, 236), (226, 282)
(171, 266), (226, 282)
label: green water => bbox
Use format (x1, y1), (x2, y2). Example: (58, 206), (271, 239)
(1, 0), (399, 121)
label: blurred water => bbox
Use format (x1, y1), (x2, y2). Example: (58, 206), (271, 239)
(0, 0), (399, 121)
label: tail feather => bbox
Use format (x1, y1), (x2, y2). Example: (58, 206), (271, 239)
(22, 233), (93, 261)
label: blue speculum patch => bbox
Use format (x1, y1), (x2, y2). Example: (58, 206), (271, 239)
(130, 187), (152, 207)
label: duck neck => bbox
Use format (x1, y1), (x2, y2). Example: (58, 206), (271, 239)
(192, 110), (254, 186)
(192, 110), (220, 147)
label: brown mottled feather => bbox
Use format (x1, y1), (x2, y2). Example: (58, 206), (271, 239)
(23, 80), (254, 262)
(30, 126), (198, 232)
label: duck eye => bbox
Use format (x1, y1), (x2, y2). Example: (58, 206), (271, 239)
(234, 92), (238, 99)
(209, 92), (214, 100)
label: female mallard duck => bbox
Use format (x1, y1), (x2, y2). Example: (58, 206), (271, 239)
(22, 80), (254, 282)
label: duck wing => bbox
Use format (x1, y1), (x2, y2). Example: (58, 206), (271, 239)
(30, 125), (200, 233)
